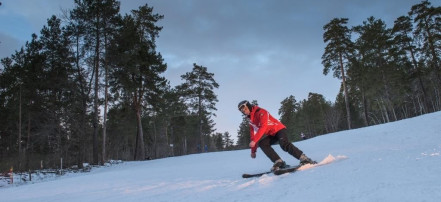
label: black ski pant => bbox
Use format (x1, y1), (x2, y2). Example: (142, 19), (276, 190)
(258, 128), (303, 163)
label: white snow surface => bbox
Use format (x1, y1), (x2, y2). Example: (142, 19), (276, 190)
(1, 112), (441, 202)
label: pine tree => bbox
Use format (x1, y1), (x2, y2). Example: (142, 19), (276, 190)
(353, 17), (399, 123)
(236, 116), (250, 148)
(223, 132), (234, 150)
(38, 15), (74, 169)
(409, 0), (441, 91)
(16, 35), (45, 171)
(70, 0), (121, 164)
(108, 4), (166, 160)
(392, 15), (429, 114)
(176, 63), (219, 150)
(296, 93), (331, 137)
(322, 18), (354, 129)
(64, 10), (90, 169)
(278, 95), (299, 140)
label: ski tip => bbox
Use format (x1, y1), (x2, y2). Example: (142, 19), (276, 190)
(242, 173), (258, 178)
(242, 171), (272, 178)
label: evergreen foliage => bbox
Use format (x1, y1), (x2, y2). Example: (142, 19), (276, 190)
(175, 63), (219, 151)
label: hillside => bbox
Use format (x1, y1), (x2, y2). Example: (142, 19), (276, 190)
(1, 112), (441, 202)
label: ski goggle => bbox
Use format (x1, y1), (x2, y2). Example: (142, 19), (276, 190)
(238, 103), (247, 112)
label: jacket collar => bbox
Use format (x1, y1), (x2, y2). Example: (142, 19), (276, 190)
(249, 106), (260, 119)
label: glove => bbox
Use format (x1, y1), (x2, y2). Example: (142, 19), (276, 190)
(251, 152), (256, 159)
(249, 141), (256, 148)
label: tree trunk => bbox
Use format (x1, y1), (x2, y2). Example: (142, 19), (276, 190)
(339, 53), (352, 129)
(92, 14), (100, 165)
(153, 120), (157, 158)
(134, 126), (139, 160)
(135, 108), (145, 160)
(362, 92), (369, 126)
(380, 64), (396, 122)
(102, 80), (107, 164)
(409, 41), (429, 113)
(74, 33), (86, 169)
(102, 34), (109, 165)
(25, 112), (31, 171)
(198, 91), (204, 150)
(18, 85), (22, 170)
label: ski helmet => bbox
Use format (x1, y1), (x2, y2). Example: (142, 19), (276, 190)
(238, 100), (252, 112)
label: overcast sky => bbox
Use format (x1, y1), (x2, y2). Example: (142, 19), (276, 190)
(0, 0), (428, 141)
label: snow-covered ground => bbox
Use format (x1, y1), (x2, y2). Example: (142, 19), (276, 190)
(1, 112), (441, 202)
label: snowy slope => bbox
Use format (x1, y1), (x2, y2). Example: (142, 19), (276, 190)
(1, 112), (441, 202)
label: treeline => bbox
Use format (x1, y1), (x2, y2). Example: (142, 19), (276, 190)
(1, 0), (440, 171)
(0, 1), (225, 171)
(237, 0), (441, 145)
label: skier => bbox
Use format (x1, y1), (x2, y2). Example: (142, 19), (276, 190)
(238, 100), (316, 171)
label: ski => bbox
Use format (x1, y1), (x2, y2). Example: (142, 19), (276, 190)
(242, 154), (347, 178)
(274, 164), (302, 175)
(242, 164), (301, 178)
(242, 171), (273, 178)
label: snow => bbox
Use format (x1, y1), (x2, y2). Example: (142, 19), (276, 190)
(1, 111), (441, 202)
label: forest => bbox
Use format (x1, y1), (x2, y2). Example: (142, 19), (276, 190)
(0, 0), (440, 172)
(237, 1), (441, 150)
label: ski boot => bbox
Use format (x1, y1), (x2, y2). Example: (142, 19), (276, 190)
(271, 159), (287, 171)
(299, 154), (317, 166)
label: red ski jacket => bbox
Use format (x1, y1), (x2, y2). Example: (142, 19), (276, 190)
(249, 106), (286, 153)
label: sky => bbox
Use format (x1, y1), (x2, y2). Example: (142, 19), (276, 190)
(1, 111), (440, 201)
(0, 0), (428, 140)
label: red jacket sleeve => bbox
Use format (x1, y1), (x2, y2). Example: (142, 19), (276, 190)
(253, 110), (269, 144)
(250, 125), (258, 153)
(250, 110), (269, 153)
